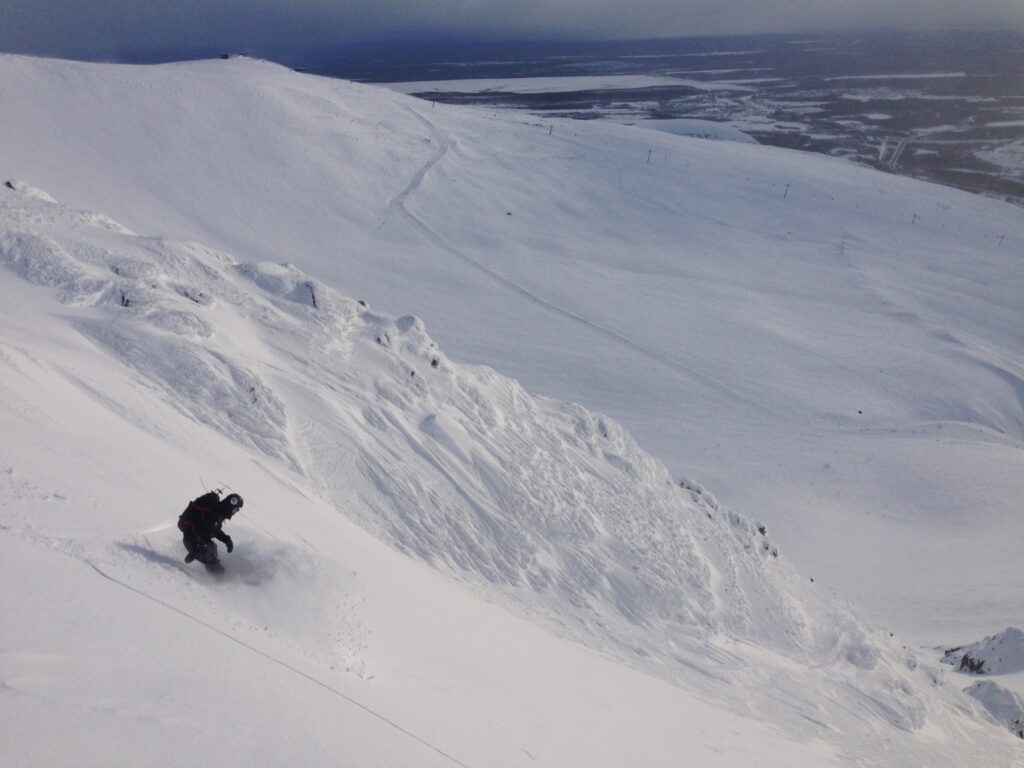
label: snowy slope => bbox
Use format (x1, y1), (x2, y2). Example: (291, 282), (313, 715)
(1, 55), (1021, 647)
(1, 179), (1019, 766)
(0, 55), (1022, 765)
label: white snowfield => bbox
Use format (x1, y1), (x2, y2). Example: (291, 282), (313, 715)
(0, 55), (1022, 765)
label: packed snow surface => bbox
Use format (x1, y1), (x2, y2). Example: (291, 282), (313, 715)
(1, 55), (1023, 766)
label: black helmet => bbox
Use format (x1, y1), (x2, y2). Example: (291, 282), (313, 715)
(225, 494), (243, 515)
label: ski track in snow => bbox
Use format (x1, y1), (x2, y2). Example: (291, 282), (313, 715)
(386, 107), (454, 214)
(84, 560), (473, 768)
(391, 108), (783, 422)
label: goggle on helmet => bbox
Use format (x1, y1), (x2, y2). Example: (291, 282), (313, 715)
(226, 494), (243, 515)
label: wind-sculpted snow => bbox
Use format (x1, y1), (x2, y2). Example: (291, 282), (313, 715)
(0, 193), (294, 467)
(2, 183), (1017, 765)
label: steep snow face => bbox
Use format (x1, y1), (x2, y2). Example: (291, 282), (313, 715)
(0, 185), (805, 654)
(1, 55), (1021, 645)
(1, 184), (1019, 766)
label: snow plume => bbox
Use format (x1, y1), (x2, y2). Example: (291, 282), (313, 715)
(2, 181), (1018, 766)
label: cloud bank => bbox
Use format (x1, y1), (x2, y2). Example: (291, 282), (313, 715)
(2, 0), (1023, 59)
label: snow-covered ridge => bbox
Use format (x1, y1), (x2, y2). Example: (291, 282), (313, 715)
(940, 629), (1024, 740)
(944, 628), (1024, 675)
(1, 180), (1017, 765)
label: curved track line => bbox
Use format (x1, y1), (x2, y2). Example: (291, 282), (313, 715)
(85, 560), (472, 768)
(387, 108), (451, 212)
(391, 109), (780, 420)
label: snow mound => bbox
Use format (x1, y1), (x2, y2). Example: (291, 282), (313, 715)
(965, 681), (1024, 739)
(4, 178), (58, 204)
(0, 197), (293, 465)
(944, 627), (1024, 675)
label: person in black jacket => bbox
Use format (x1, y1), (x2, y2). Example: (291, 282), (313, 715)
(178, 491), (243, 573)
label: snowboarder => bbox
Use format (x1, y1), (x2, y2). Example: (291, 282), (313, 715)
(178, 491), (243, 573)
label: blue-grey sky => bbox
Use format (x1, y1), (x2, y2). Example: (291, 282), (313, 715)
(2, 0), (1023, 58)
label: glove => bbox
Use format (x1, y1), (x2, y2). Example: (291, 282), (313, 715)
(224, 535), (234, 553)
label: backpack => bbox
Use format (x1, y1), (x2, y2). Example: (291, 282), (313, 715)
(180, 491), (220, 524)
(191, 491), (221, 509)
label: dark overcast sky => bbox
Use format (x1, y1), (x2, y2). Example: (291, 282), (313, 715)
(2, 0), (1023, 58)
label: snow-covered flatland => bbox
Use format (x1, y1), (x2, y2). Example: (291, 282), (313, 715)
(385, 74), (746, 94)
(824, 72), (969, 81)
(1, 55), (1023, 765)
(977, 141), (1024, 173)
(614, 118), (758, 143)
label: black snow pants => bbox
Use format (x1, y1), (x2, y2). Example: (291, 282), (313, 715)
(182, 531), (223, 573)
